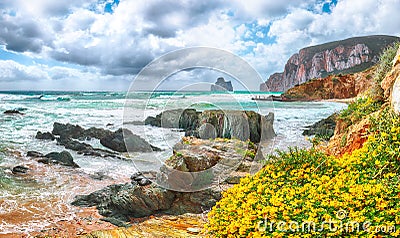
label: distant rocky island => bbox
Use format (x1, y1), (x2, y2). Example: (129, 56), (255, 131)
(211, 77), (233, 91)
(260, 35), (400, 92)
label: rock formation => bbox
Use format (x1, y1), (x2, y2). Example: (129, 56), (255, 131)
(145, 109), (276, 143)
(260, 35), (400, 92)
(281, 67), (375, 101)
(72, 137), (260, 226)
(211, 77), (233, 91)
(50, 122), (160, 153)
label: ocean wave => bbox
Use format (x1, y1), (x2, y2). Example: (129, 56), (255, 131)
(0, 94), (43, 101)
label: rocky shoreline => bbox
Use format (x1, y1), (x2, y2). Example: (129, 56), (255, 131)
(3, 109), (275, 236)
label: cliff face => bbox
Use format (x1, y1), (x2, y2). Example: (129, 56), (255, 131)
(281, 67), (375, 101)
(261, 35), (400, 92)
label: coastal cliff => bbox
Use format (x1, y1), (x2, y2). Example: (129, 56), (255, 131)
(260, 35), (400, 92)
(281, 67), (375, 101)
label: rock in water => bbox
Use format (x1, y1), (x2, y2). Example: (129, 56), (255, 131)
(4, 109), (24, 115)
(12, 165), (29, 174)
(35, 131), (55, 140)
(39, 151), (80, 167)
(210, 77), (233, 91)
(52, 122), (85, 139)
(27, 151), (44, 158)
(100, 128), (160, 152)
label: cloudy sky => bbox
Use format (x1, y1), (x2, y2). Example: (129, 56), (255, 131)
(0, 0), (399, 91)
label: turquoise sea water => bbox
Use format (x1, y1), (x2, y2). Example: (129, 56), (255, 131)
(0, 90), (347, 234)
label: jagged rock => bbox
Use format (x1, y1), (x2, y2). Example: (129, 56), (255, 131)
(50, 123), (159, 154)
(303, 113), (337, 140)
(261, 35), (400, 92)
(35, 131), (55, 140)
(72, 183), (176, 219)
(52, 122), (85, 139)
(145, 109), (275, 143)
(38, 151), (80, 168)
(12, 165), (29, 174)
(4, 109), (24, 115)
(27, 151), (44, 158)
(211, 77), (233, 91)
(100, 128), (160, 152)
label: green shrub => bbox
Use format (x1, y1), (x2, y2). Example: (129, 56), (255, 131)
(374, 41), (400, 83)
(206, 109), (400, 237)
(338, 97), (382, 126)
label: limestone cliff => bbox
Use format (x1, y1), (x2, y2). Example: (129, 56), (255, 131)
(261, 35), (400, 92)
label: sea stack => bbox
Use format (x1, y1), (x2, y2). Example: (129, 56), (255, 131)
(211, 77), (233, 92)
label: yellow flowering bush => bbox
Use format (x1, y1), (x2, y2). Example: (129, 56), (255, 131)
(206, 108), (400, 237)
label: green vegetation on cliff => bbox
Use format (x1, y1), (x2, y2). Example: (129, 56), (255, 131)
(206, 40), (400, 237)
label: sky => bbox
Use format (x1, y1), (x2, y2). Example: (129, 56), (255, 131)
(0, 0), (399, 91)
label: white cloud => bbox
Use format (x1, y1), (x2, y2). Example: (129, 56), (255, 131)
(0, 0), (399, 90)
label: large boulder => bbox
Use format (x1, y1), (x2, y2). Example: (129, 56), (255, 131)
(49, 123), (159, 154)
(52, 122), (85, 139)
(145, 109), (200, 129)
(100, 128), (160, 152)
(72, 183), (176, 220)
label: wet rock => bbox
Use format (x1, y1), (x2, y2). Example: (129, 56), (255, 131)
(303, 113), (337, 140)
(52, 122), (85, 139)
(38, 151), (80, 168)
(57, 137), (93, 151)
(52, 122), (113, 140)
(27, 151), (44, 158)
(12, 165), (29, 174)
(100, 128), (160, 153)
(4, 109), (24, 115)
(35, 131), (55, 140)
(144, 116), (160, 127)
(84, 127), (113, 140)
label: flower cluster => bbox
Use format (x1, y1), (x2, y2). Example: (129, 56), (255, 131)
(206, 107), (400, 237)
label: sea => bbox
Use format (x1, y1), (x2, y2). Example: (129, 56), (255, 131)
(0, 90), (347, 234)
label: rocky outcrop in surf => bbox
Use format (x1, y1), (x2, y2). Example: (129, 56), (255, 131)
(49, 122), (160, 153)
(145, 109), (275, 143)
